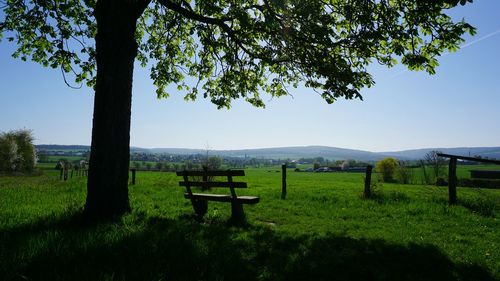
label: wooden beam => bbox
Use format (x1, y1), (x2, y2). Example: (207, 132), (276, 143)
(176, 170), (245, 177)
(179, 181), (248, 188)
(437, 153), (500, 165)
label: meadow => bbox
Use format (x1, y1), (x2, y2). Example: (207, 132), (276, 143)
(0, 165), (499, 280)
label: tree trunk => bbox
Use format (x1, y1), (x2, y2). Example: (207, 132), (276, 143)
(84, 1), (147, 218)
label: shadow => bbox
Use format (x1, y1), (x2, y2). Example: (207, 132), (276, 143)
(1, 214), (496, 281)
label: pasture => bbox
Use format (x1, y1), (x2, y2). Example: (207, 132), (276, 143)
(0, 166), (499, 280)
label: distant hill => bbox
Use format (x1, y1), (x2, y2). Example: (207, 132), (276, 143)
(214, 146), (387, 161)
(36, 144), (90, 151)
(35, 144), (500, 161)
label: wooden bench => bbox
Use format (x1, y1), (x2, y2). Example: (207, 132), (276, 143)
(176, 170), (259, 221)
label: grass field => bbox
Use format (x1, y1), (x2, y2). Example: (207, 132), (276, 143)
(0, 166), (499, 280)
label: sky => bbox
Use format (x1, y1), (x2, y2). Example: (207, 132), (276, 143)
(1, 1), (499, 152)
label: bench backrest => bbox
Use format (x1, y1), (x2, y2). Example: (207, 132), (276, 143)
(176, 170), (246, 199)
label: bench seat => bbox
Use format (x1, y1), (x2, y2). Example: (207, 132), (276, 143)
(177, 169), (259, 221)
(184, 193), (260, 204)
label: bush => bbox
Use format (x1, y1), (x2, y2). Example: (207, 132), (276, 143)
(376, 157), (398, 182)
(396, 161), (414, 184)
(0, 129), (36, 173)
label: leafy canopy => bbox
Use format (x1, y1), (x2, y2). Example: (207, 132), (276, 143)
(1, 0), (475, 108)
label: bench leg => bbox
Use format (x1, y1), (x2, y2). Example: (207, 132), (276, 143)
(191, 199), (208, 218)
(231, 202), (245, 223)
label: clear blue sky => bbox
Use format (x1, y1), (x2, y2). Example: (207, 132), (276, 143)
(1, 2), (499, 152)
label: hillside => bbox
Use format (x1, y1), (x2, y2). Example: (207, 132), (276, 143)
(36, 144), (500, 161)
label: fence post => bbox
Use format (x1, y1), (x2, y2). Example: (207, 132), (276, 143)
(131, 168), (136, 185)
(364, 165), (373, 198)
(281, 164), (287, 199)
(448, 157), (457, 204)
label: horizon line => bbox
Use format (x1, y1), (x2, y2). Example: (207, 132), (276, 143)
(35, 143), (500, 153)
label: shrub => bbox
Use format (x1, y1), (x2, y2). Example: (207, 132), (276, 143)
(376, 157), (398, 182)
(396, 161), (414, 184)
(0, 129), (36, 173)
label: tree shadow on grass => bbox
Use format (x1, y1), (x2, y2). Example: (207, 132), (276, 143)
(1, 213), (496, 281)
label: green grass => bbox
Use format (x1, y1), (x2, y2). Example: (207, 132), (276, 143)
(0, 168), (499, 280)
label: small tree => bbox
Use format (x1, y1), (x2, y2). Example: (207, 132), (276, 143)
(0, 136), (18, 172)
(203, 156), (222, 171)
(341, 160), (350, 171)
(132, 161), (141, 170)
(163, 162), (171, 172)
(396, 161), (414, 184)
(0, 129), (36, 173)
(424, 150), (447, 182)
(376, 157), (398, 182)
(155, 161), (163, 171)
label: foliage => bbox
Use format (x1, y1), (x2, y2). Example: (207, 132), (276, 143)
(0, 0), (475, 107)
(396, 161), (414, 184)
(0, 129), (36, 173)
(132, 161), (141, 169)
(423, 150), (447, 182)
(203, 156), (222, 171)
(376, 157), (399, 182)
(155, 161), (163, 171)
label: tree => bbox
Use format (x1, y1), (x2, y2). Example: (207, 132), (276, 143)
(0, 135), (19, 172)
(376, 157), (398, 182)
(132, 161), (141, 170)
(396, 161), (414, 184)
(155, 161), (163, 171)
(0, 129), (36, 173)
(1, 0), (475, 218)
(423, 150), (447, 181)
(203, 156), (222, 171)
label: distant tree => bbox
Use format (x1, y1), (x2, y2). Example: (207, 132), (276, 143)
(155, 161), (163, 171)
(423, 150), (447, 180)
(173, 164), (180, 171)
(0, 129), (36, 173)
(314, 157), (325, 164)
(341, 160), (350, 171)
(313, 163), (321, 170)
(396, 161), (414, 184)
(37, 153), (50, 163)
(132, 161), (141, 169)
(0, 136), (18, 172)
(376, 157), (398, 182)
(1, 0), (475, 217)
(162, 162), (171, 172)
(203, 156), (222, 170)
(145, 162), (153, 170)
